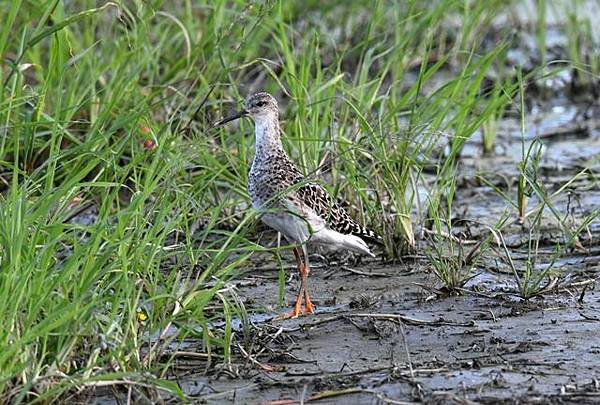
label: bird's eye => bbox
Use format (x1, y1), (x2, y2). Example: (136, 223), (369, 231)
(256, 101), (266, 107)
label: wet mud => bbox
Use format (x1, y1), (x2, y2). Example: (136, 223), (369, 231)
(176, 259), (600, 404)
(80, 93), (600, 405)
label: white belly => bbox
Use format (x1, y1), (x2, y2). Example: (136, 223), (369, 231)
(261, 212), (311, 244)
(253, 199), (325, 245)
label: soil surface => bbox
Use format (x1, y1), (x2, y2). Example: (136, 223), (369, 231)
(176, 261), (600, 404)
(88, 11), (600, 400)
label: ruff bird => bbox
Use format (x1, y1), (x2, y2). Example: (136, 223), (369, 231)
(217, 92), (380, 319)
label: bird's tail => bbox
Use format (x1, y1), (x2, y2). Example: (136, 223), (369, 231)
(353, 226), (384, 246)
(340, 233), (376, 257)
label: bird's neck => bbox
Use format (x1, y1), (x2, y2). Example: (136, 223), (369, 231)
(254, 113), (284, 157)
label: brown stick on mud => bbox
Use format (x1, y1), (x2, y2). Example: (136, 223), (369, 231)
(262, 387), (422, 405)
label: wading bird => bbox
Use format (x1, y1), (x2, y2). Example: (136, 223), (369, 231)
(217, 92), (380, 319)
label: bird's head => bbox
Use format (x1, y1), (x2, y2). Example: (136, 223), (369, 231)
(244, 92), (278, 118)
(216, 92), (278, 126)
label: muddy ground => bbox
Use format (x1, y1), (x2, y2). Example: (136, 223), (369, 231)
(186, 268), (600, 404)
(154, 96), (600, 404)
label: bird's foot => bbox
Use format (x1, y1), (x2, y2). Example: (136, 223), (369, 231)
(273, 310), (299, 321)
(273, 298), (316, 320)
(273, 297), (303, 321)
(303, 296), (315, 315)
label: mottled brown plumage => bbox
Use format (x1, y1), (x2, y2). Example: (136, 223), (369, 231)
(245, 93), (380, 245)
(218, 91), (379, 319)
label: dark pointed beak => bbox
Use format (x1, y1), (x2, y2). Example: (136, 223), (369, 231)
(214, 109), (248, 127)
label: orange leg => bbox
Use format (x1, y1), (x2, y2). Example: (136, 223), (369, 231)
(300, 258), (315, 315)
(296, 246), (315, 314)
(274, 247), (315, 320)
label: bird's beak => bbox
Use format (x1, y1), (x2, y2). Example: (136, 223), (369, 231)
(214, 109), (248, 127)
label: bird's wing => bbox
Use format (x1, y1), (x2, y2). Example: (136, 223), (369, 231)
(270, 155), (380, 243)
(296, 182), (381, 243)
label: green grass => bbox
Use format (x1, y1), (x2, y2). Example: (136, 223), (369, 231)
(0, 0), (598, 401)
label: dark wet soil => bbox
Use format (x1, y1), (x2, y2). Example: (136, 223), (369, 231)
(82, 93), (600, 405)
(174, 257), (599, 404)
(77, 72), (599, 405)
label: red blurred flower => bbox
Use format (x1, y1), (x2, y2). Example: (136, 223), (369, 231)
(143, 139), (157, 151)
